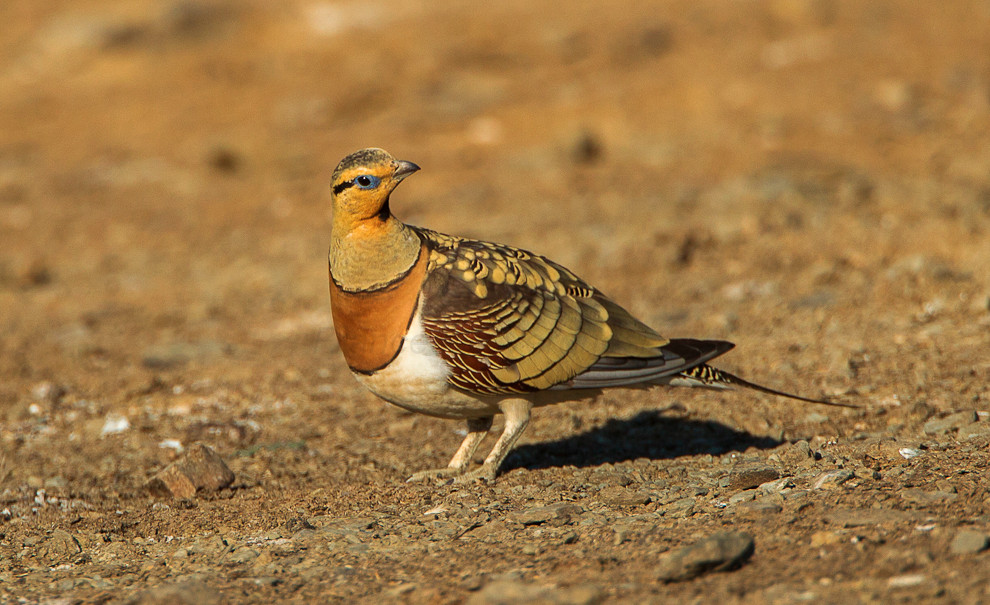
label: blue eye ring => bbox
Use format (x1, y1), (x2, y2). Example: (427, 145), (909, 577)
(355, 175), (380, 189)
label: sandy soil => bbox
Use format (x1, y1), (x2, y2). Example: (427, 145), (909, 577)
(2, 0), (990, 602)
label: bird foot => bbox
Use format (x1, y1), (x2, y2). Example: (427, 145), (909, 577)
(452, 464), (497, 484)
(406, 467), (464, 483)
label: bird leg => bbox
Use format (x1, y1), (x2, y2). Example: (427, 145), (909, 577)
(407, 416), (493, 482)
(455, 398), (533, 483)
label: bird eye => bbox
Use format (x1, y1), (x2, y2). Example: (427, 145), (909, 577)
(355, 175), (380, 189)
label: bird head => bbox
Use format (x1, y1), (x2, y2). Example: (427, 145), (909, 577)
(329, 148), (420, 222)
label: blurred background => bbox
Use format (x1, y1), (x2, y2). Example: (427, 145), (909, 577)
(1, 0), (990, 597)
(3, 0), (988, 386)
(3, 0), (990, 457)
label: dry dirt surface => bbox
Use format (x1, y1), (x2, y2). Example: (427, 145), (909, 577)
(2, 1), (990, 603)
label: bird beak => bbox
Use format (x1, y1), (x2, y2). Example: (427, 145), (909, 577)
(393, 160), (421, 181)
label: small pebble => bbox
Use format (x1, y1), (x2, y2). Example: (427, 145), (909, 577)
(759, 478), (794, 495)
(228, 547), (259, 564)
(146, 444), (235, 499)
(655, 531), (755, 582)
(813, 469), (854, 489)
(727, 465), (780, 491)
(666, 497), (697, 518)
(739, 498), (783, 515)
(598, 487), (651, 507)
(958, 423), (990, 440)
(38, 530), (81, 565)
(887, 573), (927, 589)
(898, 447), (924, 459)
(949, 530), (989, 555)
(923, 411), (979, 435)
(508, 502), (584, 526)
(100, 414), (130, 436)
(729, 490), (758, 504)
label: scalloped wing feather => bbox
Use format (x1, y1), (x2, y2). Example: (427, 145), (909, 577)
(415, 227), (724, 395)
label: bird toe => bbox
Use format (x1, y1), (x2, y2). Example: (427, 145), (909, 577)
(406, 467), (464, 483)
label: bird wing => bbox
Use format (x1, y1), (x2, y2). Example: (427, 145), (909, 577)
(563, 339), (734, 390)
(413, 227), (728, 395)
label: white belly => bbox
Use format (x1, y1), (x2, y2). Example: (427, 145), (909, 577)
(352, 311), (497, 418)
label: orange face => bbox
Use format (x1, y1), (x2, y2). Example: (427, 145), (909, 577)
(330, 148), (420, 223)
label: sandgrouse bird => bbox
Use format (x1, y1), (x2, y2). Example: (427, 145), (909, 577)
(328, 148), (850, 483)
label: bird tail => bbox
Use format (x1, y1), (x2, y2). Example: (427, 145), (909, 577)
(666, 363), (856, 408)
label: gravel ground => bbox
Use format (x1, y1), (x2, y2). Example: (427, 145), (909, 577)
(2, 1), (990, 603)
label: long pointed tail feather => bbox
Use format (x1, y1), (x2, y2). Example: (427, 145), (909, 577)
(670, 363), (857, 409)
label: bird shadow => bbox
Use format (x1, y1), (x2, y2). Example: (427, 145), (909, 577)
(502, 410), (784, 472)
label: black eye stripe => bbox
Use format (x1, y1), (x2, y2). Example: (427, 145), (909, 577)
(334, 174), (382, 195)
(332, 179), (354, 195)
